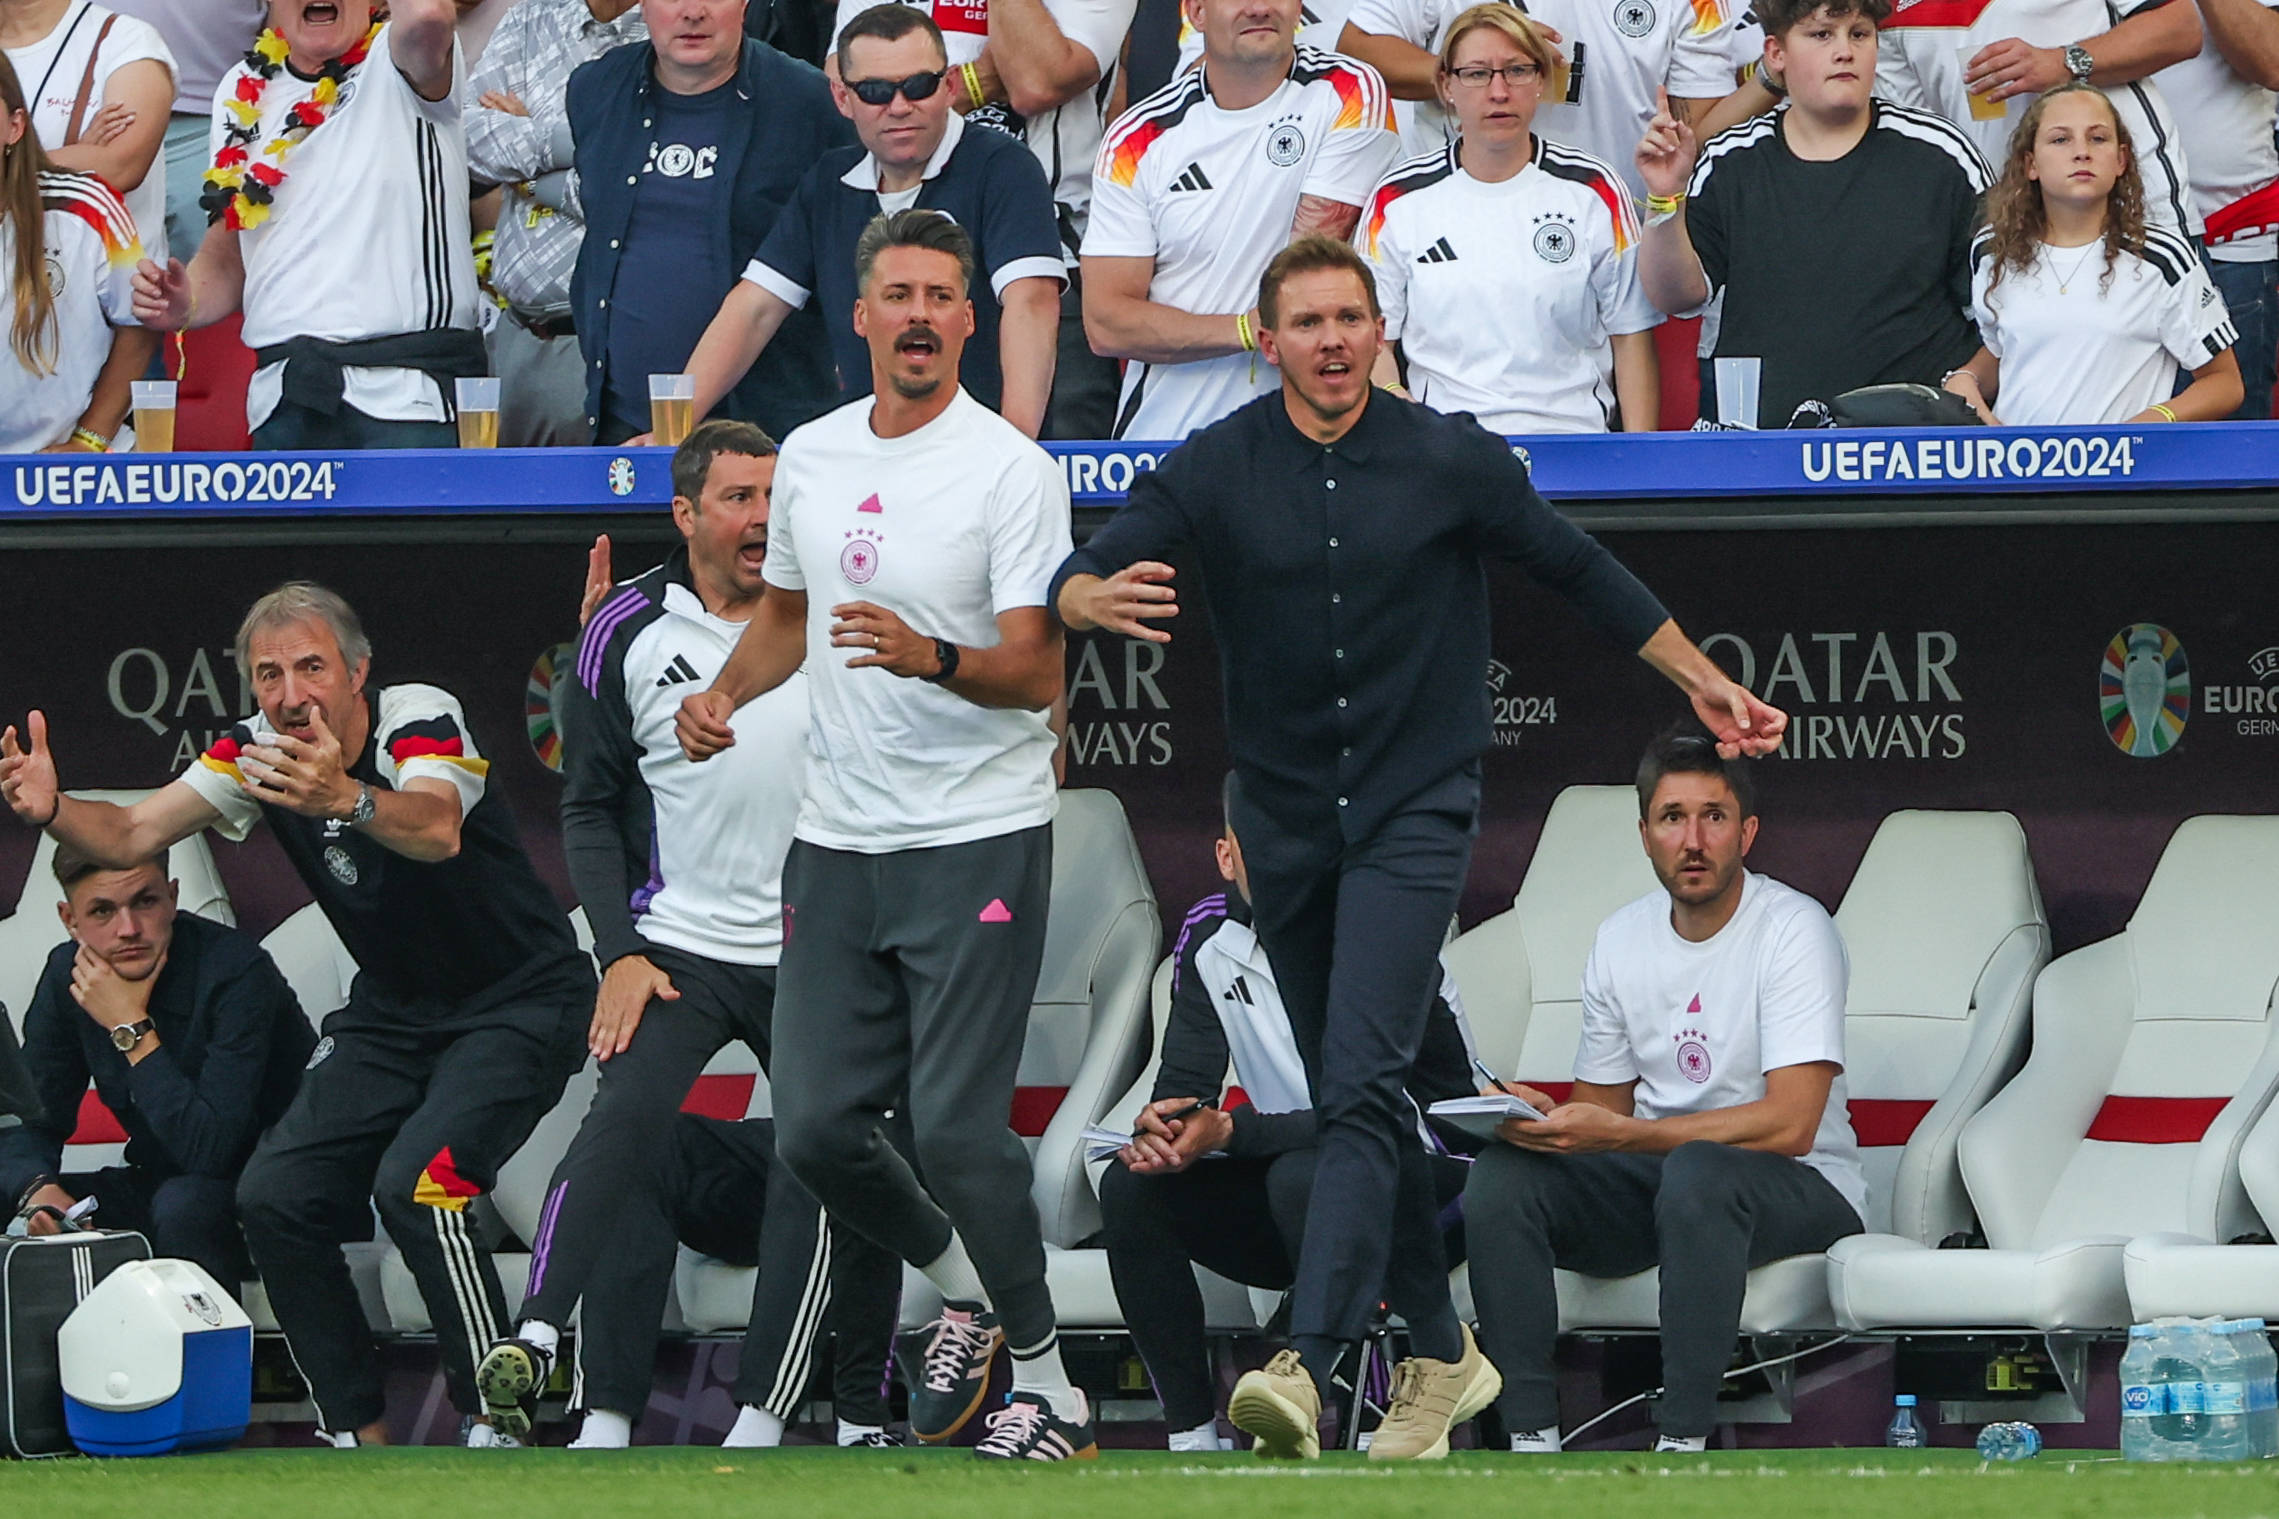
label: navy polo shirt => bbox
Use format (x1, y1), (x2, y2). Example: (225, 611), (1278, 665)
(742, 113), (1064, 414)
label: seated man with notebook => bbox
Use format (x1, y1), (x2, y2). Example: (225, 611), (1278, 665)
(1097, 775), (1477, 1451)
(1463, 727), (1865, 1454)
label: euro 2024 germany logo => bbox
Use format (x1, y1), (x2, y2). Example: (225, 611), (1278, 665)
(2099, 623), (2188, 758)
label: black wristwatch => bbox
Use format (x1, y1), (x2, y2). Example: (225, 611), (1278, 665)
(921, 638), (960, 684)
(110, 1017), (155, 1053)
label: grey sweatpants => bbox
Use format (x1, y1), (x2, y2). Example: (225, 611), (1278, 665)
(1464, 1140), (1862, 1437)
(769, 825), (1058, 1351)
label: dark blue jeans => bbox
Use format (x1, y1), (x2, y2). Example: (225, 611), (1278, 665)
(252, 399), (456, 450)
(2203, 254), (2276, 419)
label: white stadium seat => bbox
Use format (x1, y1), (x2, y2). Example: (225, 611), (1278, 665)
(0, 790), (234, 1031)
(1827, 816), (2279, 1334)
(2124, 1094), (2279, 1320)
(260, 901), (359, 1024)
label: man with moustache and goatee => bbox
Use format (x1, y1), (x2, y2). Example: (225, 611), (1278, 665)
(675, 209), (1090, 1462)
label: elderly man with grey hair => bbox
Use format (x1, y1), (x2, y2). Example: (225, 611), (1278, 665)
(0, 581), (592, 1450)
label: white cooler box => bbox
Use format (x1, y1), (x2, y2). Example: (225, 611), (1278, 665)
(57, 1259), (251, 1456)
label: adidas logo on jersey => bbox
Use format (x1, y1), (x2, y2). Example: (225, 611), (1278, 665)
(1223, 975), (1256, 1006)
(1168, 163), (1213, 193)
(1417, 237), (1458, 264)
(655, 654), (700, 687)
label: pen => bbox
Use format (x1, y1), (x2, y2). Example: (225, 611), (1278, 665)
(1161, 1099), (1210, 1123)
(1472, 1056), (1516, 1096)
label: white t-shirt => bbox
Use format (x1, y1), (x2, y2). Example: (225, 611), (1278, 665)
(762, 389), (1072, 853)
(1878, 0), (2198, 234)
(0, 171), (141, 452)
(7, 1), (176, 264)
(1084, 45), (1400, 440)
(1340, 0), (1751, 198)
(831, 0), (1138, 244)
(1577, 871), (1866, 1218)
(2154, 16), (2279, 262)
(1969, 223), (2235, 424)
(1365, 136), (1654, 432)
(211, 25), (477, 430)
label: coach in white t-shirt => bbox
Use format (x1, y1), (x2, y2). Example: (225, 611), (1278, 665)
(1464, 728), (1864, 1455)
(1081, 0), (1399, 441)
(131, 0), (482, 449)
(676, 209), (1093, 1462)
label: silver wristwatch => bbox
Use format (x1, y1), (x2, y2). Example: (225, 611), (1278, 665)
(2064, 42), (2094, 82)
(346, 782), (377, 828)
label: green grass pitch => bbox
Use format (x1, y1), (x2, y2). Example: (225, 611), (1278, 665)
(8, 1447), (2279, 1518)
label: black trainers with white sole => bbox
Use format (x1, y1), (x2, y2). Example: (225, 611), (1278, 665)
(897, 1305), (1004, 1442)
(972, 1392), (1098, 1461)
(474, 1336), (554, 1441)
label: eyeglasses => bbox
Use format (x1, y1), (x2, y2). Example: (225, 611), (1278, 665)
(846, 69), (946, 105)
(1447, 62), (1542, 88)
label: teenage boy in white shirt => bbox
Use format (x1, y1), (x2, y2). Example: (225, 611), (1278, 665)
(1463, 726), (1865, 1454)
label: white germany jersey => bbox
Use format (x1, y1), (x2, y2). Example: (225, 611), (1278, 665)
(2154, 11), (2279, 261)
(1364, 136), (1654, 432)
(763, 389), (1072, 853)
(8, 3), (176, 263)
(1084, 45), (1399, 440)
(212, 25), (478, 430)
(1341, 0), (1750, 198)
(1878, 0), (2197, 233)
(830, 0), (1136, 240)
(574, 561), (809, 965)
(0, 172), (141, 453)
(1969, 225), (2236, 425)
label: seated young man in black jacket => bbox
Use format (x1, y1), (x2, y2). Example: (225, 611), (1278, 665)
(1098, 776), (1478, 1451)
(1, 843), (313, 1290)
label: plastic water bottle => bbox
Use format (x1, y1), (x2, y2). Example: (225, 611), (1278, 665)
(2201, 1320), (2254, 1461)
(1885, 1394), (1926, 1448)
(1975, 1421), (2041, 1461)
(2235, 1318), (2278, 1459)
(2154, 1318), (2209, 1456)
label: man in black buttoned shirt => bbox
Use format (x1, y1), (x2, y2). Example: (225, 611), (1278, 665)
(1051, 235), (1789, 1461)
(1, 844), (312, 1292)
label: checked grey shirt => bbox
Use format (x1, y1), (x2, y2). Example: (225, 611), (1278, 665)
(464, 0), (646, 318)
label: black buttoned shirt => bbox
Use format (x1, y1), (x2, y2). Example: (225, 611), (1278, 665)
(1051, 393), (1670, 842)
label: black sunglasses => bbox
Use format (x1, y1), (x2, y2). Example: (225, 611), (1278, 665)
(847, 69), (946, 106)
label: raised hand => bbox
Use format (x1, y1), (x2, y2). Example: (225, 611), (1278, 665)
(1690, 677), (1787, 759)
(241, 706), (359, 818)
(0, 710), (61, 827)
(578, 534), (615, 630)
(1635, 86), (1699, 201)
(1058, 562), (1179, 642)
(676, 689), (737, 761)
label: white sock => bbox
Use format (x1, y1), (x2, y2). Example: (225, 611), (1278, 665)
(1008, 1336), (1085, 1423)
(1654, 1434), (1708, 1453)
(569, 1410), (632, 1449)
(722, 1404), (786, 1449)
(319, 1429), (360, 1449)
(838, 1421), (885, 1446)
(1511, 1425), (1562, 1453)
(1168, 1418), (1228, 1452)
(515, 1319), (561, 1358)
(919, 1236), (990, 1308)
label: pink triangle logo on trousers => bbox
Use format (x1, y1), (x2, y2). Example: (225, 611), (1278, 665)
(978, 899), (1014, 923)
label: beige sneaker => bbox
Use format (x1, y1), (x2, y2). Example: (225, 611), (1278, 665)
(1227, 1349), (1323, 1460)
(1366, 1324), (1503, 1461)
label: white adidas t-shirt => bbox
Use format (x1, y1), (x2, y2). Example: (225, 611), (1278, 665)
(2154, 15), (2279, 262)
(1340, 0), (1750, 198)
(1577, 871), (1866, 1218)
(1364, 136), (1654, 432)
(830, 0), (1137, 243)
(7, 1), (176, 264)
(1878, 0), (2198, 234)
(0, 172), (141, 452)
(1969, 224), (2236, 424)
(211, 25), (477, 430)
(1084, 45), (1400, 440)
(763, 388), (1071, 853)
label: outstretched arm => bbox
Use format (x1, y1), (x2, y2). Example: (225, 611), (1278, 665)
(677, 587), (809, 760)
(2, 712), (220, 863)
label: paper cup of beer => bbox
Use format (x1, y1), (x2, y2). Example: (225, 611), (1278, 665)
(455, 376), (502, 448)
